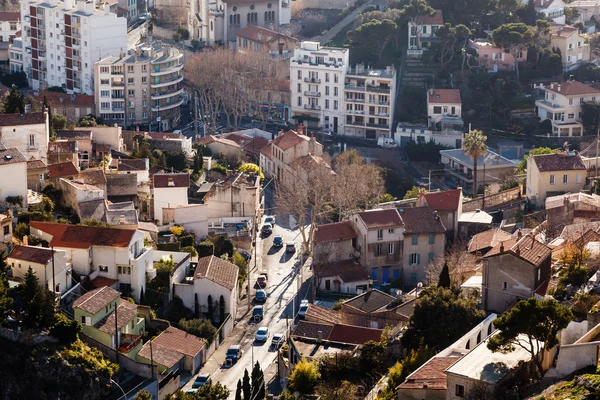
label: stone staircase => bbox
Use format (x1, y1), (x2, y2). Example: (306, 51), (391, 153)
(401, 57), (438, 87)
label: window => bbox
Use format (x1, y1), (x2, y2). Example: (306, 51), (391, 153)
(80, 316), (86, 325)
(563, 174), (568, 184)
(569, 98), (574, 105)
(409, 253), (420, 265)
(377, 230), (383, 240)
(325, 73), (330, 82)
(502, 281), (508, 290)
(422, 25), (427, 34)
(376, 243), (383, 256)
(99, 265), (109, 273)
(28, 135), (35, 147)
(334, 87), (338, 96)
(568, 113), (575, 119)
(101, 90), (109, 98)
(334, 100), (338, 110)
(411, 234), (418, 245)
(128, 77), (134, 84)
(297, 96), (302, 106)
(388, 229), (394, 233)
(334, 74), (339, 83)
(433, 106), (442, 114)
(428, 233), (434, 245)
(118, 266), (131, 275)
(297, 70), (302, 79)
(128, 89), (135, 96)
(325, 86), (329, 96)
(371, 267), (378, 281)
(576, 173), (581, 184)
(455, 385), (465, 398)
(324, 99), (329, 109)
(550, 174), (555, 185)
(537, 268), (541, 282)
(3, 225), (9, 235)
(127, 65), (134, 73)
(428, 252), (435, 261)
(100, 66), (109, 74)
(325, 279), (330, 290)
(388, 243), (395, 255)
(297, 83), (301, 93)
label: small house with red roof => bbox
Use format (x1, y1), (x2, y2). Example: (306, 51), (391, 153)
(7, 245), (70, 294)
(417, 188), (463, 241)
(426, 88), (463, 130)
(407, 9), (444, 56)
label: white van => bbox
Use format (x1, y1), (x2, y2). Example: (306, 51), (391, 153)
(377, 137), (398, 148)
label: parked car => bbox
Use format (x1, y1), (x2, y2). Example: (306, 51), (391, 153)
(192, 374), (210, 388)
(185, 389), (198, 395)
(271, 333), (285, 349)
(273, 235), (284, 247)
(255, 289), (267, 303)
(265, 216), (275, 225)
(256, 274), (267, 288)
(261, 223), (273, 235)
(285, 241), (296, 253)
(240, 251), (252, 261)
(255, 327), (269, 342)
(225, 345), (242, 366)
(252, 305), (264, 322)
(298, 299), (309, 318)
(377, 137), (398, 148)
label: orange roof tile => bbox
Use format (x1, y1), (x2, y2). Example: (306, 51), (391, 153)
(272, 130), (309, 151)
(194, 256), (239, 291)
(428, 88), (461, 104)
(151, 326), (206, 357)
(47, 161), (79, 178)
(313, 221), (358, 243)
(422, 188), (462, 211)
(30, 221), (135, 249)
(545, 81), (600, 96)
(72, 286), (120, 314)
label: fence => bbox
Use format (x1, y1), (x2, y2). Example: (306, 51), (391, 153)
(462, 186), (522, 212)
(204, 313), (234, 361)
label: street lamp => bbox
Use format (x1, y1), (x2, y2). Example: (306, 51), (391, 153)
(110, 378), (127, 400)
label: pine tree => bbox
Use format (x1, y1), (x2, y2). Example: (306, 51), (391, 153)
(438, 262), (451, 288)
(3, 87), (26, 114)
(0, 253), (13, 326)
(251, 361), (265, 400)
(242, 368), (251, 400)
(235, 379), (243, 400)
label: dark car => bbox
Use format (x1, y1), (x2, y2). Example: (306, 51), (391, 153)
(240, 251), (252, 261)
(192, 374), (210, 388)
(252, 305), (264, 322)
(261, 223), (273, 235)
(256, 274), (267, 288)
(255, 289), (267, 303)
(225, 345), (242, 366)
(273, 235), (284, 247)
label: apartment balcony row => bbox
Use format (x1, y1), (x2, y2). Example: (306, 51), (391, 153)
(366, 122), (390, 129)
(150, 75), (183, 89)
(151, 97), (184, 112)
(304, 90), (320, 97)
(346, 109), (365, 115)
(304, 104), (321, 110)
(150, 62), (184, 76)
(347, 120), (365, 127)
(345, 97), (365, 103)
(151, 87), (184, 100)
(304, 77), (321, 84)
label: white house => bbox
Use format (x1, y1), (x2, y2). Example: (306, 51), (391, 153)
(529, 0), (566, 24)
(0, 12), (21, 43)
(57, 178), (105, 219)
(203, 172), (261, 220)
(0, 111), (50, 163)
(535, 81), (600, 137)
(86, 125), (124, 152)
(7, 245), (71, 294)
(153, 173), (190, 224)
(0, 145), (28, 208)
(29, 221), (153, 302)
(395, 122), (463, 149)
(407, 9), (444, 57)
(173, 255), (239, 321)
(427, 88), (463, 130)
(161, 204), (208, 240)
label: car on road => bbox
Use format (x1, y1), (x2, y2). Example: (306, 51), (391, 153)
(286, 241), (296, 253)
(252, 305), (264, 322)
(185, 389), (198, 395)
(255, 327), (269, 342)
(261, 223), (273, 235)
(271, 333), (285, 349)
(273, 235), (284, 247)
(255, 289), (267, 303)
(256, 274), (267, 288)
(192, 373), (210, 388)
(298, 299), (309, 318)
(240, 251), (252, 261)
(225, 345), (242, 366)
(265, 216), (275, 225)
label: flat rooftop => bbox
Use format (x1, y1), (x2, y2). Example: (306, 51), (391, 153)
(441, 149), (516, 168)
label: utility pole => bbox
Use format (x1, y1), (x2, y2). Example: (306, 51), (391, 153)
(114, 303), (119, 362)
(51, 246), (55, 294)
(194, 90), (200, 140)
(150, 341), (155, 380)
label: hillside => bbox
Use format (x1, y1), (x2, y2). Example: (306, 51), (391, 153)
(531, 370), (600, 400)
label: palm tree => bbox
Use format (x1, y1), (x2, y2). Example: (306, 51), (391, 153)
(463, 129), (488, 196)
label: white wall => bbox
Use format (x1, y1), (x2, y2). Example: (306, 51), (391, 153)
(0, 119), (49, 163)
(88, 126), (124, 152)
(154, 186), (188, 224)
(0, 162), (28, 208)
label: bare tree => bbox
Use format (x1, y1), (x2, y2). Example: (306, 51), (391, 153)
(425, 239), (475, 286)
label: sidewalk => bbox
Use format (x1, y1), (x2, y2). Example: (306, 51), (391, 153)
(311, 1), (374, 44)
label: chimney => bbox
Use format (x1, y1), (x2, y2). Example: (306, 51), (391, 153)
(278, 42), (284, 55)
(500, 241), (504, 253)
(23, 235), (28, 245)
(429, 88), (434, 96)
(515, 246), (520, 256)
(120, 215), (126, 225)
(517, 228), (522, 239)
(104, 2), (110, 14)
(557, 84), (561, 92)
(317, 330), (323, 342)
(24, 104), (31, 114)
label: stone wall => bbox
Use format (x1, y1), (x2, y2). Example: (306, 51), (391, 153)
(291, 0), (357, 12)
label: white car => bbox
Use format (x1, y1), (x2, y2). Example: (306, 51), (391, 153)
(271, 333), (285, 349)
(255, 327), (269, 342)
(298, 300), (309, 318)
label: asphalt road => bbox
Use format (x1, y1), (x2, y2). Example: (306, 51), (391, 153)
(127, 21), (147, 50)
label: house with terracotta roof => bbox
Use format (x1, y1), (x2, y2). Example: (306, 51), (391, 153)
(467, 228), (513, 256)
(482, 232), (552, 313)
(56, 130), (93, 167)
(153, 173), (190, 224)
(30, 221), (153, 302)
(526, 151), (586, 206)
(426, 88), (463, 131)
(73, 286), (146, 358)
(26, 159), (48, 191)
(0, 145), (28, 208)
(0, 111), (50, 162)
(173, 255), (239, 323)
(468, 39), (528, 73)
(340, 288), (416, 329)
(313, 220), (359, 264)
(137, 326), (207, 374)
(37, 92), (95, 125)
(7, 245), (71, 294)
(545, 192), (600, 228)
(0, 12), (21, 43)
(550, 24), (589, 70)
(416, 188), (463, 241)
(47, 161), (80, 184)
(304, 303), (341, 325)
(48, 140), (79, 166)
(57, 178), (105, 220)
(407, 9), (444, 56)
(260, 143), (274, 178)
(536, 81), (600, 137)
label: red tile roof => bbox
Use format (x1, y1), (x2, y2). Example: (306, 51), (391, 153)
(72, 286), (121, 314)
(47, 161), (79, 178)
(532, 152), (586, 172)
(313, 221), (358, 243)
(292, 321), (334, 339)
(90, 276), (119, 289)
(314, 259), (369, 283)
(27, 159), (47, 170)
(260, 143), (273, 159)
(48, 141), (77, 154)
(343, 289), (396, 313)
(357, 209), (403, 229)
(484, 234), (552, 266)
(0, 12), (20, 21)
(422, 188), (462, 211)
(77, 168), (107, 186)
(154, 173), (190, 188)
(222, 133), (251, 146)
(0, 112), (47, 126)
(398, 206), (446, 234)
(398, 357), (457, 390)
(95, 300), (138, 334)
(40, 91), (95, 107)
(468, 228), (512, 253)
(328, 324), (383, 345)
(272, 130), (309, 151)
(138, 342), (183, 368)
(304, 304), (341, 325)
(150, 326), (207, 357)
(421, 9), (443, 25)
(30, 221), (136, 249)
(8, 245), (53, 265)
(545, 81), (600, 96)
(243, 137), (269, 154)
(194, 255), (239, 291)
(428, 88), (461, 104)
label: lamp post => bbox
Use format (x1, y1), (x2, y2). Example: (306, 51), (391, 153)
(110, 379), (127, 400)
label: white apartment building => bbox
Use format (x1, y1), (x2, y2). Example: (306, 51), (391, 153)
(407, 9), (443, 57)
(535, 80), (600, 136)
(94, 43), (184, 132)
(0, 12), (21, 42)
(20, 0), (127, 94)
(289, 41), (348, 134)
(8, 36), (24, 73)
(344, 64), (396, 139)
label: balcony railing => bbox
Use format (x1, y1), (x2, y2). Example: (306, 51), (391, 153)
(345, 84), (365, 91)
(366, 122), (390, 129)
(367, 86), (390, 93)
(304, 77), (321, 83)
(347, 120), (365, 126)
(304, 90), (321, 97)
(346, 97), (365, 103)
(444, 165), (473, 183)
(304, 104), (321, 110)
(118, 334), (142, 353)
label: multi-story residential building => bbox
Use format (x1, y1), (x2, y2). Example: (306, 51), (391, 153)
(535, 81), (600, 136)
(482, 232), (552, 313)
(153, 173), (190, 224)
(30, 221), (153, 301)
(344, 64), (396, 140)
(416, 188), (463, 242)
(526, 151), (587, 206)
(351, 208), (404, 287)
(0, 12), (21, 42)
(7, 245), (71, 294)
(550, 24), (590, 71)
(94, 42), (184, 132)
(8, 35), (24, 74)
(19, 0), (127, 94)
(290, 41), (349, 133)
(468, 39), (527, 72)
(406, 9), (443, 57)
(526, 0), (565, 24)
(427, 88), (463, 130)
(0, 111), (50, 162)
(0, 145), (28, 208)
(440, 148), (516, 196)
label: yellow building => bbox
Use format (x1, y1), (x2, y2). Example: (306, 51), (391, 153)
(550, 25), (590, 71)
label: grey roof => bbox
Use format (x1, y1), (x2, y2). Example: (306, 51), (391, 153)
(0, 147), (27, 165)
(342, 289), (396, 313)
(106, 209), (138, 226)
(56, 130), (92, 140)
(440, 149), (516, 168)
(107, 201), (135, 211)
(79, 199), (107, 221)
(106, 173), (137, 196)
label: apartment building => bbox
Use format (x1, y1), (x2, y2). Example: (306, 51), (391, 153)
(426, 88), (463, 130)
(344, 64), (396, 139)
(8, 35), (24, 74)
(406, 9), (443, 57)
(19, 0), (127, 94)
(550, 24), (590, 71)
(94, 42), (184, 132)
(289, 41), (349, 133)
(535, 81), (600, 136)
(0, 12), (21, 42)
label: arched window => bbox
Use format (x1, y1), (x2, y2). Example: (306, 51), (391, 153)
(229, 15), (233, 24)
(476, 331), (482, 344)
(488, 323), (493, 336)
(466, 339), (470, 350)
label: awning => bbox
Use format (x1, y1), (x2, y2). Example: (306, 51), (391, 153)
(291, 115), (320, 122)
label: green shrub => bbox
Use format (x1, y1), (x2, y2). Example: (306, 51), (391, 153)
(14, 223), (29, 240)
(50, 313), (82, 344)
(182, 246), (198, 257)
(179, 234), (196, 247)
(178, 318), (217, 343)
(211, 164), (227, 175)
(196, 240), (214, 257)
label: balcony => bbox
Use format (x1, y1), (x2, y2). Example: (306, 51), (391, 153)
(536, 99), (565, 110)
(346, 120), (365, 127)
(444, 165), (473, 183)
(345, 84), (365, 91)
(112, 95), (124, 99)
(118, 334), (142, 354)
(150, 63), (184, 76)
(304, 77), (321, 83)
(366, 122), (389, 129)
(304, 90), (321, 97)
(379, 101), (390, 106)
(111, 70), (124, 76)
(367, 86), (390, 94)
(111, 80), (125, 87)
(377, 112), (390, 117)
(346, 97), (365, 103)
(151, 87), (184, 100)
(151, 75), (184, 89)
(304, 104), (321, 110)
(151, 97), (185, 112)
